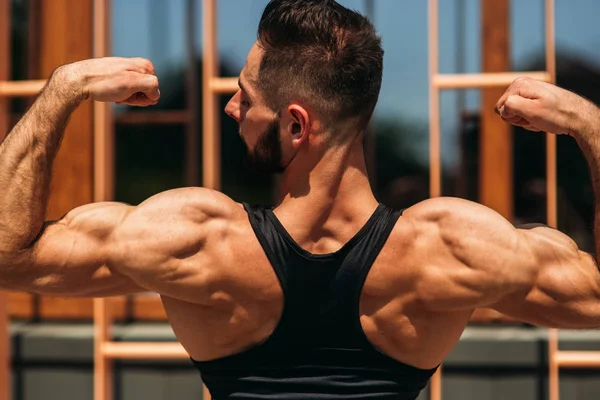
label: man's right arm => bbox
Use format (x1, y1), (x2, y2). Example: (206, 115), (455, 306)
(407, 79), (600, 329)
(0, 57), (160, 297)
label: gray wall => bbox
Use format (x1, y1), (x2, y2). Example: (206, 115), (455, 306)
(9, 323), (600, 400)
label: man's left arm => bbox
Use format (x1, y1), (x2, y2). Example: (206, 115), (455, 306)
(406, 197), (600, 329)
(408, 78), (600, 329)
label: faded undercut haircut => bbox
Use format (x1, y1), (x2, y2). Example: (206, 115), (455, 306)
(257, 0), (384, 139)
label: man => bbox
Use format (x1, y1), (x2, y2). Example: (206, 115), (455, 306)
(1, 1), (600, 399)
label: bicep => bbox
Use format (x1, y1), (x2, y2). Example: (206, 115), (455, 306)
(16, 203), (146, 297)
(491, 225), (600, 328)
(411, 197), (600, 328)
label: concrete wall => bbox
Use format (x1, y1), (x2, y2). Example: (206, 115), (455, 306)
(8, 323), (600, 400)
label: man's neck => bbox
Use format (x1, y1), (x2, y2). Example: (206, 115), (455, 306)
(275, 135), (379, 220)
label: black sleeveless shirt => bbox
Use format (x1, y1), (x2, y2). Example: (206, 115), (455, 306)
(192, 203), (438, 399)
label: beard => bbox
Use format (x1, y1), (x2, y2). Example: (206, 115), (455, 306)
(243, 117), (285, 174)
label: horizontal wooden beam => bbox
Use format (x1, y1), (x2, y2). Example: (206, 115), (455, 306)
(101, 342), (188, 359)
(554, 351), (600, 368)
(209, 77), (238, 94)
(0, 80), (46, 97)
(434, 71), (550, 89)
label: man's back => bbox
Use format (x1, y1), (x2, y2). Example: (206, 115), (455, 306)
(157, 194), (469, 373)
(156, 197), (442, 398)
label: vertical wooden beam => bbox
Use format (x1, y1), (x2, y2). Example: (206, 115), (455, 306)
(549, 327), (559, 400)
(545, 1), (558, 398)
(92, 1), (114, 399)
(93, 0), (114, 204)
(428, 0), (441, 198)
(202, 0), (216, 396)
(455, 0), (468, 198)
(38, 0), (95, 317)
(0, 1), (12, 397)
(186, 0), (200, 186)
(545, 0), (557, 228)
(27, 0), (41, 92)
(479, 0), (512, 219)
(94, 297), (112, 400)
(202, 0), (220, 190)
(428, 1), (443, 398)
(39, 0), (93, 216)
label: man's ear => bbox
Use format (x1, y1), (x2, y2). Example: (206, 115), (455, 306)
(287, 104), (310, 147)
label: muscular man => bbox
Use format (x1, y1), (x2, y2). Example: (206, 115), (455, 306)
(1, 1), (600, 399)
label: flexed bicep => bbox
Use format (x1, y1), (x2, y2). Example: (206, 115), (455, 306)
(2, 202), (145, 297)
(491, 225), (600, 329)
(407, 197), (600, 329)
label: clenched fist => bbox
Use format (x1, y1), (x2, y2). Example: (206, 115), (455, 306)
(495, 77), (589, 136)
(55, 57), (160, 107)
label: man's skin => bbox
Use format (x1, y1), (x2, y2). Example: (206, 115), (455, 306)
(2, 45), (600, 372)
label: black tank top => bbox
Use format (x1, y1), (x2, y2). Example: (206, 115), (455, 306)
(192, 203), (438, 399)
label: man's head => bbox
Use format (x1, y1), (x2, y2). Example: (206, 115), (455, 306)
(225, 0), (383, 173)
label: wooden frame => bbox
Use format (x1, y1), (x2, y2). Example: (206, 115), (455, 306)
(93, 1), (237, 399)
(0, 80), (46, 97)
(93, 0), (115, 398)
(2, 0), (588, 399)
(0, 0), (93, 392)
(538, 2), (600, 398)
(428, 0), (556, 399)
(91, 1), (189, 399)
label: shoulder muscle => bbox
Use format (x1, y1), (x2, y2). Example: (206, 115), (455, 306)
(403, 197), (536, 310)
(107, 187), (241, 301)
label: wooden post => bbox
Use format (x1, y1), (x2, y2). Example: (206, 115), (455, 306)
(545, 1), (559, 398)
(92, 0), (114, 399)
(479, 0), (512, 219)
(428, 1), (442, 398)
(202, 0), (220, 191)
(186, 0), (200, 187)
(428, 0), (441, 198)
(38, 0), (95, 318)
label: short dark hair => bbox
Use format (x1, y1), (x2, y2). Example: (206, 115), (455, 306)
(257, 0), (384, 137)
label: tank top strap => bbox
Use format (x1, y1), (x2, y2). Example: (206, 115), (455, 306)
(329, 206), (404, 321)
(242, 203), (292, 295)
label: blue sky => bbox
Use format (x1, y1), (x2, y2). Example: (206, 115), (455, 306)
(112, 0), (600, 166)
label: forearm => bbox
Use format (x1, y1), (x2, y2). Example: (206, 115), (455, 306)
(0, 67), (82, 254)
(571, 102), (600, 258)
